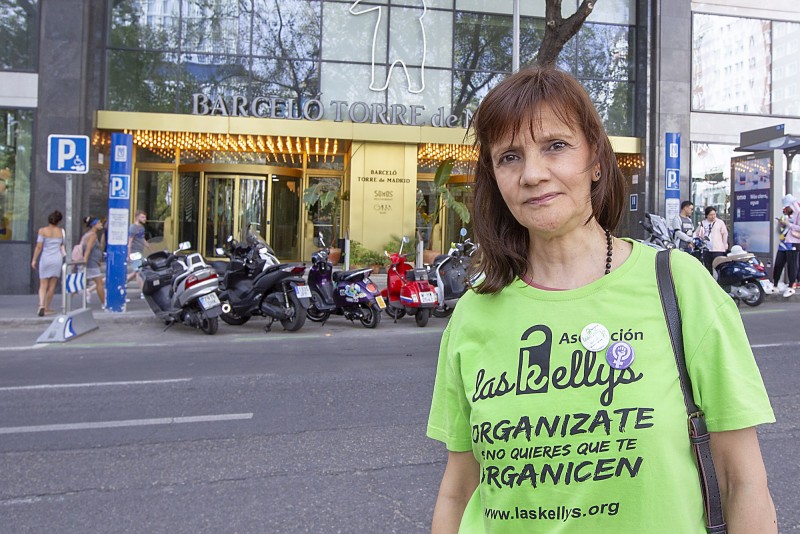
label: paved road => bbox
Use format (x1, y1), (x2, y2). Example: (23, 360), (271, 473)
(0, 302), (798, 533)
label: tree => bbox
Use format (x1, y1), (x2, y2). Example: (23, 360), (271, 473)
(536, 0), (596, 67)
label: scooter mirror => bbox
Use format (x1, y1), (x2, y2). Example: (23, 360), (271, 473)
(215, 247), (225, 256)
(384, 250), (390, 257)
(129, 252), (142, 261)
(226, 235), (233, 243)
(178, 241), (191, 251)
(402, 236), (409, 244)
(460, 228), (467, 237)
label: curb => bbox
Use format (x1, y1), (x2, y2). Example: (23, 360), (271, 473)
(0, 312), (158, 328)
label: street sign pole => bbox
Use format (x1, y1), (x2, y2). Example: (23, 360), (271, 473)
(65, 174), (73, 255)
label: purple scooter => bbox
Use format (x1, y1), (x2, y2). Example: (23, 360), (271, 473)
(306, 235), (386, 328)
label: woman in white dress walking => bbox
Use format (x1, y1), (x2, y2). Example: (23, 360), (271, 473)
(31, 210), (66, 316)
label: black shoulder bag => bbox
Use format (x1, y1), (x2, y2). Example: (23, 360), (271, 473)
(655, 250), (727, 534)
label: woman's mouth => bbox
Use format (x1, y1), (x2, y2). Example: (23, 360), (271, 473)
(525, 193), (560, 205)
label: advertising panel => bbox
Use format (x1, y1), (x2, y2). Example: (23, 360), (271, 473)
(731, 152), (773, 254)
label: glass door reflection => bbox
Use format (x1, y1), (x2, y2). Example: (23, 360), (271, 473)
(205, 175), (235, 255)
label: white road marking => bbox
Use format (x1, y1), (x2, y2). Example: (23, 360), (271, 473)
(0, 378), (192, 392)
(751, 341), (800, 348)
(0, 413), (254, 435)
(0, 344), (45, 352)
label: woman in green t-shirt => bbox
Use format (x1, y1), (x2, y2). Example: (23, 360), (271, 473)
(428, 67), (776, 534)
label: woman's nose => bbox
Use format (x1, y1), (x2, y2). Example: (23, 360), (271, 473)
(519, 155), (547, 186)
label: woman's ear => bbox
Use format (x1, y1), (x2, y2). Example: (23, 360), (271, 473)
(592, 166), (601, 182)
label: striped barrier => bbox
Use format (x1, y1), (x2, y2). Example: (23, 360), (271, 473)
(65, 272), (85, 294)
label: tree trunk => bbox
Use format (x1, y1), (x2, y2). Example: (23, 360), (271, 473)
(536, 0), (596, 67)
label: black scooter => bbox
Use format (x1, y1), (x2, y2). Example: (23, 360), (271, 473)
(428, 228), (477, 318)
(215, 237), (311, 332)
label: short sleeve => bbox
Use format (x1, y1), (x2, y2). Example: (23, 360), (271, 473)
(36, 234), (45, 243)
(427, 324), (473, 452)
(672, 253), (775, 432)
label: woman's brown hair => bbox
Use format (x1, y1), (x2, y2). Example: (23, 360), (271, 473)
(469, 67), (626, 294)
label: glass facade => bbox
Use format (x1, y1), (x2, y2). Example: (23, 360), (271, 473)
(0, 0), (38, 71)
(106, 0), (638, 135)
(690, 142), (737, 226)
(692, 13), (800, 117)
(0, 108), (33, 242)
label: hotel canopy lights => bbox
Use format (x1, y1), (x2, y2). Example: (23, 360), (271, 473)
(92, 130), (345, 164)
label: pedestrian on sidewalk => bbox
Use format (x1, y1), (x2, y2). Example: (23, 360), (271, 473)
(31, 210), (66, 316)
(780, 194), (800, 295)
(671, 200), (695, 251)
(694, 206), (729, 274)
(81, 216), (105, 307)
(126, 210), (148, 298)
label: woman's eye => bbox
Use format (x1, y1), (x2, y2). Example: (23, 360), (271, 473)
(496, 153), (518, 165)
(550, 141), (567, 151)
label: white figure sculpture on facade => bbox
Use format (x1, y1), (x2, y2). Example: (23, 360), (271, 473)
(349, 0), (427, 94)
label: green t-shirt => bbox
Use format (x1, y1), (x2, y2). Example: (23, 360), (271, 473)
(427, 241), (774, 533)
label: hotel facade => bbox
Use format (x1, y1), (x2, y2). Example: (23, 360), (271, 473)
(1, 0), (799, 293)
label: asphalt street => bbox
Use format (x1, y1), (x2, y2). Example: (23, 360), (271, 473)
(0, 302), (798, 533)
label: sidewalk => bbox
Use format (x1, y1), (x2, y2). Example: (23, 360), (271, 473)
(0, 272), (389, 328)
(1, 273), (793, 328)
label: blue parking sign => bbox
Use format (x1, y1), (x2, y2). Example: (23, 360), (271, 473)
(47, 134), (90, 174)
(109, 174), (130, 200)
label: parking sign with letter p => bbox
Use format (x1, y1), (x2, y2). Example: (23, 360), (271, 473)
(47, 134), (90, 174)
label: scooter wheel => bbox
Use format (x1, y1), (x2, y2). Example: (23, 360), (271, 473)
(200, 316), (219, 335)
(280, 291), (307, 332)
(741, 281), (765, 307)
(306, 290), (331, 322)
(385, 306), (405, 320)
(432, 305), (454, 318)
(414, 308), (431, 327)
(221, 309), (251, 326)
(359, 302), (382, 329)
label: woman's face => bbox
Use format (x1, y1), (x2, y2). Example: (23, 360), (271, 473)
(490, 104), (597, 238)
(706, 210), (717, 222)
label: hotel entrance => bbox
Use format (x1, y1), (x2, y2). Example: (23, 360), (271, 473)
(196, 165), (302, 259)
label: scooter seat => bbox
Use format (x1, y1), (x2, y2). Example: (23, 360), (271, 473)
(333, 268), (372, 282)
(712, 253), (754, 269)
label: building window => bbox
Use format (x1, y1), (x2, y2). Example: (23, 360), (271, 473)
(690, 142), (737, 226)
(693, 13), (800, 118)
(0, 108), (33, 242)
(0, 0), (38, 71)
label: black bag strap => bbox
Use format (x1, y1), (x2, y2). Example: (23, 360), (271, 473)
(655, 250), (727, 534)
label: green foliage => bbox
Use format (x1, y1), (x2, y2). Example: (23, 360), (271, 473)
(382, 235), (416, 263)
(348, 240), (385, 267)
(417, 158), (471, 246)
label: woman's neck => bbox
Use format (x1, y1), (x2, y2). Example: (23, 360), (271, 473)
(526, 222), (630, 290)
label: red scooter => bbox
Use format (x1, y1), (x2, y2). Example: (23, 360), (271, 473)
(381, 236), (438, 327)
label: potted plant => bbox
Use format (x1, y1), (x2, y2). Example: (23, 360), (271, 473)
(348, 240), (386, 273)
(303, 180), (346, 263)
(417, 158), (471, 262)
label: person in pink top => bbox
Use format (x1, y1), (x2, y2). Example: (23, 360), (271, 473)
(694, 206), (729, 274)
(780, 194), (800, 291)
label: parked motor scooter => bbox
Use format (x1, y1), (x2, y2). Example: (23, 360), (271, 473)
(215, 235), (311, 332)
(711, 245), (768, 306)
(638, 213), (676, 251)
(428, 228), (477, 318)
(381, 236), (438, 327)
(305, 234), (385, 328)
(138, 242), (222, 335)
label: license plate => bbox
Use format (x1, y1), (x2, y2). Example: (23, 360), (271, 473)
(419, 291), (436, 304)
(375, 295), (386, 309)
(294, 284), (312, 299)
(199, 292), (220, 310)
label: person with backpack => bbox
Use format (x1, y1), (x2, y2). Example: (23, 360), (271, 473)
(80, 216), (105, 307)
